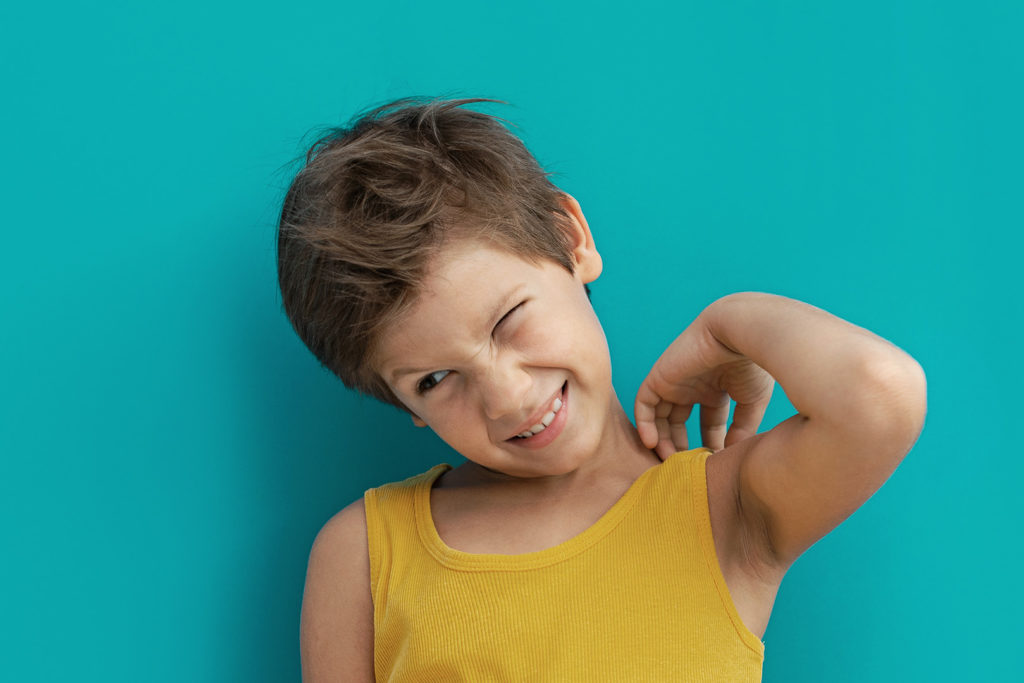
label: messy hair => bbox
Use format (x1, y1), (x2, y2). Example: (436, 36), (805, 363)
(276, 96), (580, 411)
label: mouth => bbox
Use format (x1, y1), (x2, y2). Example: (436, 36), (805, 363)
(506, 381), (569, 448)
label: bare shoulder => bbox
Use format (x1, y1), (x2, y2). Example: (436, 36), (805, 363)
(703, 442), (786, 639)
(705, 441), (780, 574)
(300, 498), (374, 683)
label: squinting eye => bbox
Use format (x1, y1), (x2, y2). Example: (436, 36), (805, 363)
(496, 301), (526, 331)
(416, 370), (450, 394)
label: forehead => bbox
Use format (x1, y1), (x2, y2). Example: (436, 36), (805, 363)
(373, 240), (545, 378)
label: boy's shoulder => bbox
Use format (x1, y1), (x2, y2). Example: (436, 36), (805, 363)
(301, 497), (374, 680)
(371, 463), (452, 493)
(315, 496), (367, 546)
(303, 463), (450, 608)
(306, 497), (369, 592)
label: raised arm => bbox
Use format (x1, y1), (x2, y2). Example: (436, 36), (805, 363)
(635, 292), (927, 569)
(300, 499), (375, 682)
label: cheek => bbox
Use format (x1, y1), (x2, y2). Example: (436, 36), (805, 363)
(570, 303), (613, 379)
(519, 304), (610, 372)
(424, 397), (482, 442)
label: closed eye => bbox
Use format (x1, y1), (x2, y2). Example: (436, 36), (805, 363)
(495, 301), (526, 332)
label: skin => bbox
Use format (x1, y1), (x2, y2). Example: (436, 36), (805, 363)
(299, 194), (928, 682)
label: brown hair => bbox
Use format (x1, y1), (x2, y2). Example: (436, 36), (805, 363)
(276, 96), (579, 411)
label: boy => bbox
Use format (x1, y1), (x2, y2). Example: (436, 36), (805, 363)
(278, 97), (927, 681)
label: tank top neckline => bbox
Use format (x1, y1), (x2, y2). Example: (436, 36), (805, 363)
(412, 448), (709, 571)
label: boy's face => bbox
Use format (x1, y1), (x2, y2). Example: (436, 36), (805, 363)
(375, 198), (614, 479)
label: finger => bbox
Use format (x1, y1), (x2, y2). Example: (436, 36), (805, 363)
(655, 436), (679, 462)
(668, 402), (692, 454)
(634, 382), (663, 449)
(699, 397), (731, 452)
(653, 401), (677, 461)
(724, 398), (771, 447)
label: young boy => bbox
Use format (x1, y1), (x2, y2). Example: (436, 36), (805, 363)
(278, 97), (927, 682)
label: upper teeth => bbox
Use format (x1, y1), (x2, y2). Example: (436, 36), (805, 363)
(516, 396), (563, 438)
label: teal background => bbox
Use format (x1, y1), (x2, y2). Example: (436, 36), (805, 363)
(2, 1), (1021, 680)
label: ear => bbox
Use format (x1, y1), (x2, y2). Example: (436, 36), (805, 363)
(411, 414), (427, 428)
(558, 193), (602, 284)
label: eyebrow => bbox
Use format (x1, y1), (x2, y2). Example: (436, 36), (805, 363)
(388, 285), (525, 382)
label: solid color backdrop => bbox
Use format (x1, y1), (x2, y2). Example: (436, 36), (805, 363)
(2, 2), (1021, 681)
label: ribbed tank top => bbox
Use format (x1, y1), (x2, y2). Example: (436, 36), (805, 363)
(364, 447), (765, 682)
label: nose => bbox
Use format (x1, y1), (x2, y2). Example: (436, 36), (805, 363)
(477, 355), (532, 422)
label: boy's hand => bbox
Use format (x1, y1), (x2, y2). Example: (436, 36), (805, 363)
(634, 315), (775, 460)
(635, 293), (925, 570)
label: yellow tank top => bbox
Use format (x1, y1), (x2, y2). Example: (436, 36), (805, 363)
(364, 447), (765, 682)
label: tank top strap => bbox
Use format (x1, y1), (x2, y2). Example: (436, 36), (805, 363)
(364, 464), (451, 614)
(644, 446), (765, 657)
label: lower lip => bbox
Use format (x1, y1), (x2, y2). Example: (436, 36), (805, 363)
(508, 382), (569, 450)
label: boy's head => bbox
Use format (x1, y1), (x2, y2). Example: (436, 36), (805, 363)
(277, 97), (591, 412)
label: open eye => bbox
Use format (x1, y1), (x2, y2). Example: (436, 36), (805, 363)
(416, 369), (450, 394)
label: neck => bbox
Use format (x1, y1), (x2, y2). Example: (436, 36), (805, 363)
(590, 392), (663, 475)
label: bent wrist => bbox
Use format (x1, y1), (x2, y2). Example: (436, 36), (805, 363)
(698, 292), (779, 360)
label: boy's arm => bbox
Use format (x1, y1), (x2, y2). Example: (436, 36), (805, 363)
(300, 499), (375, 682)
(635, 292), (927, 569)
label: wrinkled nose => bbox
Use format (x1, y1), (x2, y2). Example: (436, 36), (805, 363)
(478, 359), (531, 422)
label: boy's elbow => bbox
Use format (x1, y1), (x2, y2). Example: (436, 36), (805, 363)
(854, 351), (928, 453)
